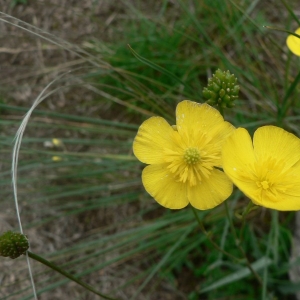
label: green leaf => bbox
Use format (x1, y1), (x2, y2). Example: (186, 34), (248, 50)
(127, 44), (191, 93)
(200, 257), (273, 294)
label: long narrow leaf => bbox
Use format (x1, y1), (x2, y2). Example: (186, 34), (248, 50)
(200, 257), (273, 294)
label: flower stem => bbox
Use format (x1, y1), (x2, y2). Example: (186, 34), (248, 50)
(224, 202), (263, 285)
(27, 251), (118, 300)
(239, 200), (255, 241)
(218, 105), (224, 118)
(191, 206), (241, 262)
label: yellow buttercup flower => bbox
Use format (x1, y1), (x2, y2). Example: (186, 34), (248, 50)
(286, 27), (300, 56)
(52, 156), (63, 162)
(222, 126), (300, 211)
(133, 100), (235, 210)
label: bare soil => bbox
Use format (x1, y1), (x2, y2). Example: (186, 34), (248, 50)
(0, 1), (181, 299)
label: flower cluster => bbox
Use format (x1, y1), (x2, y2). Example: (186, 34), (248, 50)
(133, 100), (300, 211)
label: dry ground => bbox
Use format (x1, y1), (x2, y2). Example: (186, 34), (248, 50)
(0, 1), (182, 299)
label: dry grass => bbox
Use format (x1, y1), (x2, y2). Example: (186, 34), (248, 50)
(0, 1), (175, 299)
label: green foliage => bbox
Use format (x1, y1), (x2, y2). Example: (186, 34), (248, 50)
(10, 0), (28, 7)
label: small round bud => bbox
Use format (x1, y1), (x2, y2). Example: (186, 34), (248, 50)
(0, 231), (29, 259)
(212, 82), (220, 93)
(219, 89), (226, 98)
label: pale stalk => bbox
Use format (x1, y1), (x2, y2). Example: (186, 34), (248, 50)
(27, 251), (118, 300)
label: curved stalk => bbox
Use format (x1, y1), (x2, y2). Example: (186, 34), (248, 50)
(224, 202), (262, 285)
(27, 251), (118, 300)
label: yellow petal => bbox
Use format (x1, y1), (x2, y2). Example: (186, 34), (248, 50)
(52, 156), (63, 162)
(222, 127), (258, 199)
(176, 100), (224, 136)
(142, 164), (189, 209)
(222, 127), (256, 180)
(286, 28), (300, 56)
(188, 169), (233, 210)
(253, 126), (300, 170)
(52, 138), (63, 147)
(133, 116), (174, 164)
(210, 121), (235, 143)
(268, 174), (300, 210)
(253, 163), (300, 210)
(286, 167), (300, 197)
(207, 121), (236, 167)
(260, 192), (300, 211)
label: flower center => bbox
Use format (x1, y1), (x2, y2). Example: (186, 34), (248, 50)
(184, 147), (201, 164)
(256, 180), (270, 190)
(163, 131), (220, 187)
(253, 157), (295, 202)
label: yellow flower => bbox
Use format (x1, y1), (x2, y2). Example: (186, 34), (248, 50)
(52, 156), (63, 162)
(222, 126), (300, 211)
(286, 27), (300, 56)
(133, 100), (235, 210)
(52, 138), (63, 147)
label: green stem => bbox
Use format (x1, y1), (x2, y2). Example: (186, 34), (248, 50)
(239, 200), (254, 241)
(191, 206), (241, 262)
(224, 202), (262, 285)
(277, 69), (300, 127)
(218, 105), (224, 118)
(27, 251), (118, 300)
(279, 0), (300, 27)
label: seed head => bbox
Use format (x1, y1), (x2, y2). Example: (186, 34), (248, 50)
(0, 231), (29, 259)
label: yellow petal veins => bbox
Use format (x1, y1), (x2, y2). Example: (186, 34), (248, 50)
(222, 126), (300, 211)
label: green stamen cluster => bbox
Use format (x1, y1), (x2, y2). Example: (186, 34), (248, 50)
(184, 148), (200, 164)
(0, 231), (29, 259)
(203, 69), (239, 108)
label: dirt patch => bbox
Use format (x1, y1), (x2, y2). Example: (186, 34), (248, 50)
(0, 1), (180, 299)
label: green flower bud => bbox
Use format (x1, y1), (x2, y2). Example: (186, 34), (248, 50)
(219, 89), (226, 98)
(203, 69), (239, 108)
(202, 89), (212, 99)
(206, 99), (216, 105)
(212, 82), (220, 93)
(0, 231), (29, 259)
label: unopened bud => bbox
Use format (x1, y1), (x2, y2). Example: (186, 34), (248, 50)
(203, 69), (239, 108)
(0, 231), (29, 259)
